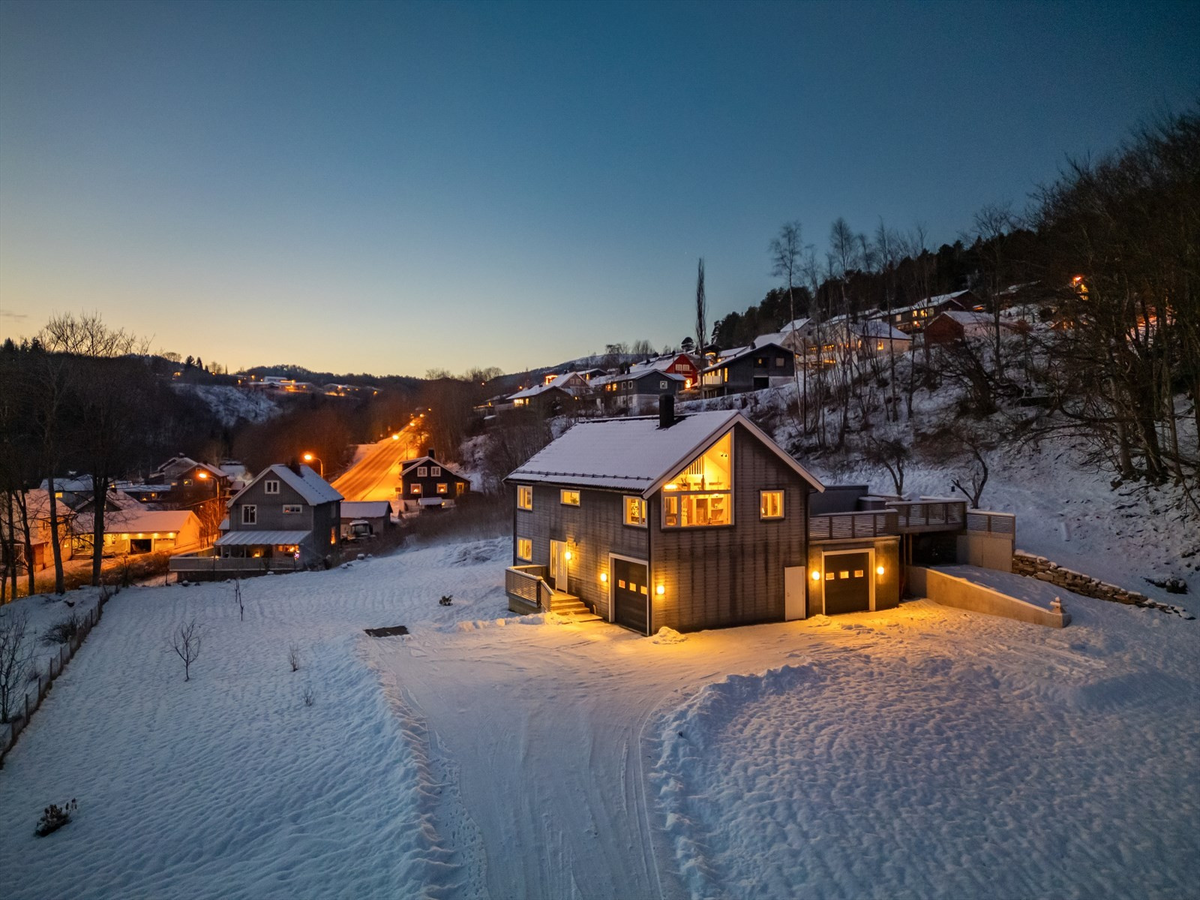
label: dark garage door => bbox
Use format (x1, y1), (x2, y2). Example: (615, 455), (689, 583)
(613, 558), (649, 634)
(823, 552), (871, 615)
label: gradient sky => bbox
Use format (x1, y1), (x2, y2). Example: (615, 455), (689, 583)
(1, 0), (1196, 377)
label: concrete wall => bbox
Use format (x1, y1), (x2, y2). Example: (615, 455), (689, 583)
(956, 532), (1014, 572)
(908, 566), (1070, 628)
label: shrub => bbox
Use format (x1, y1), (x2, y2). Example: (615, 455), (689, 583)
(43, 612), (82, 646)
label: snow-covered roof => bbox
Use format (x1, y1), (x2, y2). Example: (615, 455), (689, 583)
(856, 320), (911, 340)
(230, 464), (342, 508)
(593, 369), (686, 388)
(77, 508), (198, 535)
(215, 530), (311, 546)
(781, 317), (811, 333)
(507, 382), (570, 400)
(891, 290), (974, 317)
(340, 501), (391, 519)
(507, 410), (823, 497)
(938, 311), (995, 327)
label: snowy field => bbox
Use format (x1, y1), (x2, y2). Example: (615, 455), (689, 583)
(2, 531), (1197, 898)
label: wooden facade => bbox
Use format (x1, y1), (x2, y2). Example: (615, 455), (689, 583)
(400, 455), (470, 503)
(700, 343), (796, 397)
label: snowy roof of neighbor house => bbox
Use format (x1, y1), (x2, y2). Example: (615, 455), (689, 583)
(591, 369), (686, 388)
(780, 317), (811, 333)
(891, 290), (974, 317)
(215, 530), (311, 547)
(507, 409), (823, 497)
(229, 464), (342, 508)
(340, 501), (392, 519)
(937, 311), (995, 327)
(39, 476), (102, 493)
(856, 320), (911, 339)
(76, 508), (198, 535)
(507, 381), (571, 400)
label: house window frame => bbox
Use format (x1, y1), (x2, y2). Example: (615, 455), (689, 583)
(660, 431), (734, 529)
(264, 480), (280, 495)
(410, 483), (422, 495)
(516, 537), (533, 561)
(517, 484), (533, 511)
(417, 466), (428, 477)
(560, 489), (580, 507)
(431, 466), (442, 476)
(623, 496), (647, 528)
(760, 490), (784, 520)
(282, 503), (302, 514)
(241, 504), (257, 525)
(437, 483), (448, 495)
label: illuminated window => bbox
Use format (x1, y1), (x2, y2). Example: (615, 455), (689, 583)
(437, 483), (448, 495)
(660, 380), (668, 389)
(854, 570), (864, 578)
(456, 482), (466, 495)
(411, 484), (422, 495)
(561, 489), (580, 506)
(825, 572), (834, 581)
(417, 466), (428, 477)
(241, 505), (257, 525)
(624, 496), (647, 527)
(517, 485), (533, 510)
(662, 432), (733, 528)
(431, 466), (441, 476)
(264, 480), (280, 495)
(517, 538), (532, 560)
(760, 490), (784, 519)
(839, 571), (849, 579)
(282, 504), (302, 514)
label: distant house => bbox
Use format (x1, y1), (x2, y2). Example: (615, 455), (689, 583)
(1, 490), (75, 572)
(398, 453), (470, 511)
(168, 463), (343, 579)
(507, 372), (589, 417)
(592, 369), (687, 414)
(888, 290), (975, 334)
(340, 500), (394, 540)
(855, 320), (913, 356)
(924, 310), (1002, 346)
(125, 455), (231, 507)
(502, 402), (880, 634)
(699, 341), (795, 397)
(75, 508), (203, 556)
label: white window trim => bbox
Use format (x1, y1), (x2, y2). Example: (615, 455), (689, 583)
(417, 466), (428, 477)
(431, 466), (441, 476)
(517, 485), (533, 511)
(242, 504), (257, 525)
(264, 480), (280, 495)
(561, 489), (580, 506)
(437, 483), (448, 495)
(283, 504), (303, 514)
(623, 495), (647, 528)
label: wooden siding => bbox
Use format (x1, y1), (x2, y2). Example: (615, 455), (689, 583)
(649, 423), (809, 632)
(229, 478), (315, 532)
(806, 536), (900, 616)
(512, 483), (649, 621)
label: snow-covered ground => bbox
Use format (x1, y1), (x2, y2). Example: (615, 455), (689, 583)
(174, 384), (280, 426)
(2, 531), (1196, 898)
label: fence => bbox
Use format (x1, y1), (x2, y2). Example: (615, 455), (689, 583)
(1, 589), (110, 762)
(809, 510), (898, 541)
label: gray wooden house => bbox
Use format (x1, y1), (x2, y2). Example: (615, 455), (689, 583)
(214, 463), (342, 570)
(398, 452), (471, 511)
(505, 401), (829, 634)
(699, 341), (795, 397)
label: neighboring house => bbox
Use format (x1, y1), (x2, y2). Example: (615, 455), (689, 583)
(924, 310), (1003, 346)
(502, 402), (897, 634)
(398, 453), (470, 511)
(37, 475), (109, 511)
(126, 456), (231, 507)
(192, 463), (343, 575)
(74, 508), (203, 556)
(507, 372), (589, 417)
(340, 500), (394, 540)
(0, 490), (75, 572)
(855, 320), (913, 356)
(887, 290), (975, 334)
(592, 369), (686, 414)
(699, 342), (795, 397)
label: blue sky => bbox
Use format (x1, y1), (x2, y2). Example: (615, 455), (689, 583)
(1, 0), (1196, 377)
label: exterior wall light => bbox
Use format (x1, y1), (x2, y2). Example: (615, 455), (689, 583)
(656, 585), (665, 595)
(564, 550), (572, 561)
(811, 570), (821, 581)
(876, 565), (886, 576)
(600, 572), (608, 583)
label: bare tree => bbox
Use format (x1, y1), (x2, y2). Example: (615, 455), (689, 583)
(949, 431), (991, 508)
(866, 435), (910, 496)
(0, 607), (32, 722)
(287, 642), (301, 672)
(170, 618), (203, 682)
(970, 202), (1017, 373)
(771, 221), (806, 428)
(232, 578), (244, 621)
(695, 257), (707, 354)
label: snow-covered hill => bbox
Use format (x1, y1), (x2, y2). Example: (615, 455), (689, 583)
(173, 384), (281, 427)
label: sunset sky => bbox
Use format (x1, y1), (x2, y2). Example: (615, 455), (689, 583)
(1, 0), (1196, 377)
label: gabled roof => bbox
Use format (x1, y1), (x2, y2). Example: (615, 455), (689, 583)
(399, 456), (469, 481)
(229, 464), (342, 508)
(937, 310), (995, 327)
(76, 508), (199, 535)
(506, 410), (824, 497)
(856, 320), (911, 339)
(700, 341), (790, 374)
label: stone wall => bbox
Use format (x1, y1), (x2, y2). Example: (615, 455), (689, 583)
(1012, 552), (1148, 606)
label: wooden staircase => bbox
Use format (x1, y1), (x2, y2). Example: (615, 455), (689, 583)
(548, 590), (603, 623)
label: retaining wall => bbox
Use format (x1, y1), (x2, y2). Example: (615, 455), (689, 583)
(1012, 552), (1149, 606)
(909, 565), (1070, 628)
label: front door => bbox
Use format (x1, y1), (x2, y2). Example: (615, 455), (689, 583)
(612, 558), (649, 634)
(550, 540), (570, 592)
(823, 552), (871, 615)
(784, 566), (807, 620)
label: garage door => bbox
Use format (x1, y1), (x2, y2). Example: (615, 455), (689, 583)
(823, 552), (871, 615)
(613, 558), (649, 634)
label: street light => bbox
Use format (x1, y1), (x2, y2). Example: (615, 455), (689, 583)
(302, 453), (323, 477)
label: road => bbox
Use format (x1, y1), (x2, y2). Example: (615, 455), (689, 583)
(332, 424), (425, 502)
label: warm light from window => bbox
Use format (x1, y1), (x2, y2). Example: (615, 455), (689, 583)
(811, 570), (821, 581)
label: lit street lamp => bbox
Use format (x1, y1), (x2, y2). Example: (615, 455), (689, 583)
(303, 453), (324, 477)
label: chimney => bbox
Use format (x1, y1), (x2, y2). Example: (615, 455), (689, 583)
(659, 394), (675, 429)
(426, 448), (436, 461)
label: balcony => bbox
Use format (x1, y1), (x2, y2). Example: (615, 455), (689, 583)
(169, 548), (303, 580)
(886, 499), (968, 533)
(808, 510), (897, 541)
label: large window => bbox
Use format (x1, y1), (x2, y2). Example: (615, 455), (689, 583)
(760, 490), (784, 519)
(624, 496), (647, 527)
(241, 505), (257, 525)
(410, 483), (422, 495)
(517, 485), (533, 510)
(662, 432), (732, 528)
(561, 489), (580, 506)
(517, 538), (532, 560)
(437, 483), (448, 495)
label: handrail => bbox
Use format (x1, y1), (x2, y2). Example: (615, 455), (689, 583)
(505, 566), (554, 610)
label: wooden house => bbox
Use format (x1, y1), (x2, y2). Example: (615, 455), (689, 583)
(699, 341), (795, 397)
(398, 453), (470, 510)
(924, 310), (1000, 346)
(505, 401), (840, 634)
(75, 508), (203, 556)
(888, 290), (975, 334)
(855, 320), (913, 356)
(592, 369), (687, 414)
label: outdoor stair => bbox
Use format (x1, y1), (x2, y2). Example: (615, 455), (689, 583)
(548, 591), (603, 623)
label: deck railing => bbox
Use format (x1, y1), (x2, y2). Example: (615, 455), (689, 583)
(169, 551), (301, 576)
(886, 499), (967, 532)
(809, 510), (898, 540)
(966, 510), (1016, 537)
(505, 565), (554, 611)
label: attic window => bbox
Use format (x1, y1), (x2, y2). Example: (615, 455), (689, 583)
(431, 466), (441, 476)
(417, 466), (428, 477)
(265, 480), (280, 495)
(760, 491), (784, 520)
